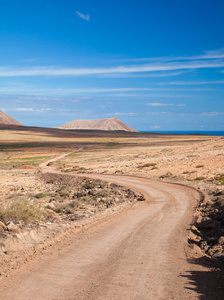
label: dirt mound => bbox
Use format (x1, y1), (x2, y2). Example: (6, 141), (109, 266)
(0, 110), (23, 126)
(55, 117), (138, 132)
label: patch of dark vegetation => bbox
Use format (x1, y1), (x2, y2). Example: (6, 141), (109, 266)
(188, 177), (205, 181)
(137, 163), (157, 169)
(159, 172), (173, 179)
(35, 193), (48, 199)
(62, 166), (87, 173)
(214, 174), (224, 184)
(183, 171), (196, 174)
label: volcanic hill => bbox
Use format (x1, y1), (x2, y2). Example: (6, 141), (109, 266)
(0, 110), (23, 126)
(55, 117), (138, 132)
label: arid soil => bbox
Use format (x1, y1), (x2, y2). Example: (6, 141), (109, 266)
(0, 128), (224, 299)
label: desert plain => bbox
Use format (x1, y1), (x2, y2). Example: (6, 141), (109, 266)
(0, 126), (224, 299)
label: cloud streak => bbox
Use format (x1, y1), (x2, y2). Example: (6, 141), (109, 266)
(161, 80), (224, 85)
(118, 48), (224, 63)
(107, 112), (139, 116)
(146, 112), (224, 117)
(76, 11), (90, 21)
(0, 59), (224, 77)
(146, 103), (186, 107)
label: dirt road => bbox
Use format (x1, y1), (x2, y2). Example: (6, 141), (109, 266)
(0, 166), (202, 299)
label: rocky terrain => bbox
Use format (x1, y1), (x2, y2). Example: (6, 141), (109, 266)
(0, 129), (223, 287)
(0, 160), (143, 277)
(54, 136), (224, 261)
(55, 116), (138, 132)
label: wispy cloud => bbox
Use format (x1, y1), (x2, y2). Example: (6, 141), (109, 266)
(76, 11), (90, 21)
(98, 71), (187, 78)
(1, 59), (224, 77)
(146, 111), (224, 117)
(118, 48), (224, 63)
(146, 103), (186, 107)
(147, 103), (174, 107)
(161, 80), (224, 85)
(107, 112), (139, 116)
(15, 108), (34, 112)
(0, 87), (216, 98)
(12, 107), (51, 113)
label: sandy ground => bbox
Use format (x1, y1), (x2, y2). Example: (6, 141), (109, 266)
(0, 130), (224, 299)
(1, 175), (203, 300)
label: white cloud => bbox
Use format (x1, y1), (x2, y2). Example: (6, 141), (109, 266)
(147, 103), (174, 106)
(118, 48), (224, 63)
(146, 111), (224, 117)
(198, 112), (224, 117)
(0, 59), (224, 77)
(98, 71), (187, 78)
(12, 107), (51, 113)
(107, 112), (139, 116)
(163, 80), (224, 85)
(0, 86), (216, 97)
(56, 109), (71, 112)
(16, 108), (34, 111)
(147, 103), (186, 107)
(76, 11), (90, 21)
(151, 125), (161, 129)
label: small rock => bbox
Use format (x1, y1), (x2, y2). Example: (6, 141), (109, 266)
(200, 240), (209, 251)
(7, 223), (21, 234)
(218, 236), (224, 245)
(213, 251), (224, 260)
(136, 193), (145, 201)
(207, 248), (215, 256)
(0, 221), (6, 232)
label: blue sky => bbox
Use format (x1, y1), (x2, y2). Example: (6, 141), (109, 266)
(0, 0), (224, 131)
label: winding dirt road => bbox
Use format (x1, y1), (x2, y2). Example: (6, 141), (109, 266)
(0, 157), (202, 299)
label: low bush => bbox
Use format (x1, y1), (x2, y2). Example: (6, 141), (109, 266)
(35, 193), (47, 199)
(0, 200), (43, 224)
(137, 163), (157, 169)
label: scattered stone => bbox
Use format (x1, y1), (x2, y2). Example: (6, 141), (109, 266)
(218, 236), (224, 245)
(0, 221), (6, 232)
(7, 223), (21, 234)
(213, 252), (224, 260)
(136, 195), (145, 201)
(207, 248), (215, 256)
(200, 240), (209, 251)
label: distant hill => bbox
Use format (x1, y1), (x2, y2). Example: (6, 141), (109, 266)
(0, 110), (23, 126)
(55, 117), (138, 132)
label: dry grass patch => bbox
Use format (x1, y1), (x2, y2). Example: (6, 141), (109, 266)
(0, 199), (43, 224)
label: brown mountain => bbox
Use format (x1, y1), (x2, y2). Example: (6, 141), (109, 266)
(55, 117), (138, 132)
(0, 110), (23, 126)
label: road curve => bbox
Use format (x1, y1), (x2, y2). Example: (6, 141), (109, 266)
(1, 170), (201, 299)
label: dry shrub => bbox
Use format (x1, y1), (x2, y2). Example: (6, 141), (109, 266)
(137, 163), (157, 169)
(0, 200), (43, 224)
